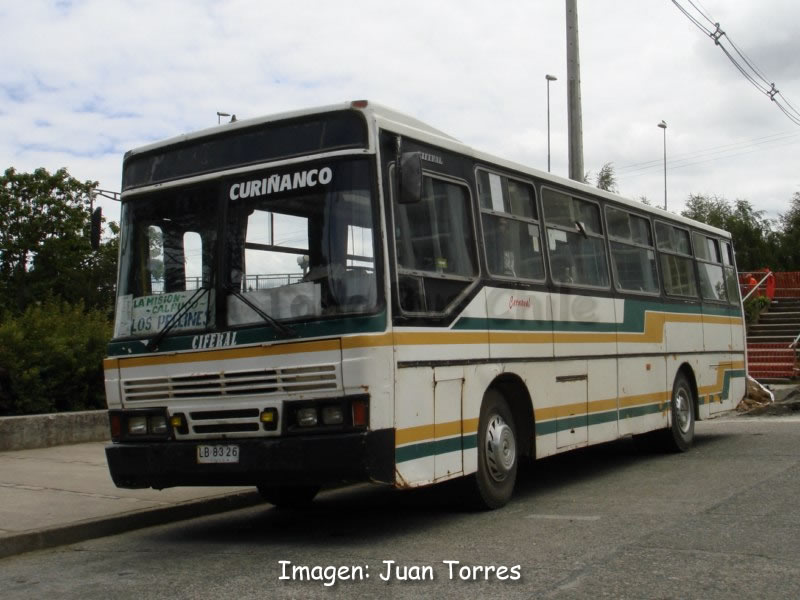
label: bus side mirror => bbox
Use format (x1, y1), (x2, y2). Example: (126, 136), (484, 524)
(90, 207), (102, 250)
(399, 152), (423, 204)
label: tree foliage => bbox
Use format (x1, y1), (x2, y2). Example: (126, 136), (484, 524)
(681, 194), (780, 271)
(0, 167), (117, 313)
(584, 162), (619, 193)
(777, 192), (800, 271)
(0, 167), (118, 415)
(0, 300), (111, 415)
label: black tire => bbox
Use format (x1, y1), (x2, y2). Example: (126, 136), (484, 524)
(662, 372), (695, 452)
(257, 484), (320, 508)
(472, 389), (518, 509)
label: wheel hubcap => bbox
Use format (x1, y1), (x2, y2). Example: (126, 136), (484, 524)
(485, 414), (516, 482)
(675, 388), (692, 434)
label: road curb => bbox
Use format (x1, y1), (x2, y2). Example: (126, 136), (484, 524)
(0, 490), (262, 560)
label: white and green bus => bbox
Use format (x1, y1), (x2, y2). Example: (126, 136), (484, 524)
(104, 100), (746, 509)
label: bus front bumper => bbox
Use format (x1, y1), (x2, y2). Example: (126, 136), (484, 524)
(105, 429), (395, 490)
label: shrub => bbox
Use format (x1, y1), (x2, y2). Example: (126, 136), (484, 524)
(743, 295), (770, 325)
(0, 300), (111, 415)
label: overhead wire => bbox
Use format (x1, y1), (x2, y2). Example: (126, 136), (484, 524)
(671, 0), (800, 127)
(616, 130), (800, 175)
(618, 135), (800, 180)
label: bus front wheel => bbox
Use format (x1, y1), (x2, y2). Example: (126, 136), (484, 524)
(472, 389), (518, 509)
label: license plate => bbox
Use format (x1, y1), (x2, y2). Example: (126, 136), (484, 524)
(197, 444), (239, 464)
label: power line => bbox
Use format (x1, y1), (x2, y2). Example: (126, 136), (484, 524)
(618, 134), (800, 180)
(616, 130), (800, 174)
(671, 0), (800, 127)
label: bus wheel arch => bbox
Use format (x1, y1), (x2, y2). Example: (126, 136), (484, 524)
(489, 374), (535, 460)
(470, 375), (534, 509)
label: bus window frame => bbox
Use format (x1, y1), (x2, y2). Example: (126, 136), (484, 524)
(693, 231), (730, 305)
(541, 185), (612, 291)
(655, 219), (699, 299)
(604, 205), (661, 297)
(388, 164), (482, 318)
(474, 166), (546, 284)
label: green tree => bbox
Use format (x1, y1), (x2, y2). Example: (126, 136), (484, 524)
(0, 167), (117, 312)
(595, 162), (618, 193)
(778, 192), (800, 270)
(681, 194), (778, 270)
(0, 300), (110, 415)
(0, 167), (119, 414)
(584, 162), (618, 193)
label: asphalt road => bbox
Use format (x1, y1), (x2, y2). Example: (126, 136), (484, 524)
(2, 415), (800, 599)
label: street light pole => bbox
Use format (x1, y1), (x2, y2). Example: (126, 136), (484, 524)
(546, 74), (557, 172)
(658, 120), (667, 210)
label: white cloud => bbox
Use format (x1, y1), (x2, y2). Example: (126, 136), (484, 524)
(1, 0), (798, 225)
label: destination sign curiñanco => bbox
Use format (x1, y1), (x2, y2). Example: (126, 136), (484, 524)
(229, 166), (333, 200)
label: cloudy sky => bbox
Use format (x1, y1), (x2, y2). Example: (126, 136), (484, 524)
(2, 0), (799, 226)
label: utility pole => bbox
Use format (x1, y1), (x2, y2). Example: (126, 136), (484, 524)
(546, 74), (557, 172)
(658, 120), (668, 210)
(566, 0), (584, 182)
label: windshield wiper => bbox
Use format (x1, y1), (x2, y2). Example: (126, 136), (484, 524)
(147, 287), (209, 351)
(226, 286), (297, 338)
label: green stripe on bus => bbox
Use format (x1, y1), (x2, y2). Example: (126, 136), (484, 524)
(397, 369), (745, 463)
(395, 433), (478, 463)
(107, 311), (388, 356)
(454, 298), (741, 333)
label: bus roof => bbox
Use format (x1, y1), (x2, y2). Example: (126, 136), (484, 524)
(125, 100), (731, 239)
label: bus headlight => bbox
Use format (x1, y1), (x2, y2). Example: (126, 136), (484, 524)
(321, 405), (344, 425)
(110, 409), (172, 441)
(149, 415), (168, 435)
(296, 407), (318, 427)
(128, 416), (148, 435)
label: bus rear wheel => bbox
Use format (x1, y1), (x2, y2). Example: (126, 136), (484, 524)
(257, 484), (320, 508)
(662, 372), (695, 452)
(472, 389), (518, 509)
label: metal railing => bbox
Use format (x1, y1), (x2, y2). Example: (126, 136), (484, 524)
(149, 274), (302, 294)
(740, 271), (774, 303)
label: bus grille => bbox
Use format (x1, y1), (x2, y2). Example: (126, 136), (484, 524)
(122, 364), (339, 402)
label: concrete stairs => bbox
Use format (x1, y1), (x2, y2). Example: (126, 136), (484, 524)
(747, 298), (800, 381)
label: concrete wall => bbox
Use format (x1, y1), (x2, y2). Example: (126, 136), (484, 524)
(0, 410), (109, 451)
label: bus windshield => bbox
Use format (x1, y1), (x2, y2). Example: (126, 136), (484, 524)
(113, 157), (379, 339)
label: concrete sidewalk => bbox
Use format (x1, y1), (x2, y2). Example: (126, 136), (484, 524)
(0, 442), (260, 559)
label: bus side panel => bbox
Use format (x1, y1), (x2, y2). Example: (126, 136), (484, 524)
(663, 308), (703, 355)
(485, 287), (553, 360)
(551, 292), (617, 358)
(617, 298), (669, 437)
(617, 356), (668, 437)
(551, 292), (618, 446)
(394, 363), (490, 487)
(394, 366), (435, 487)
(587, 357), (619, 445)
(695, 353), (746, 418)
(341, 343), (395, 430)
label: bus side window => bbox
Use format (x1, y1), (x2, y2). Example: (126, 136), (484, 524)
(393, 173), (477, 314)
(477, 170), (544, 281)
(656, 222), (697, 297)
(606, 207), (658, 294)
(543, 188), (609, 288)
(694, 232), (727, 302)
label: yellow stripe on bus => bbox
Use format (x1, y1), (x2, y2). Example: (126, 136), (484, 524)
(105, 312), (744, 371)
(395, 364), (744, 448)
